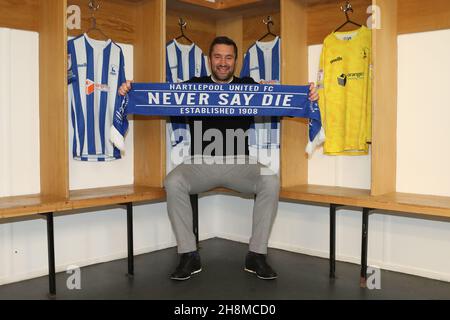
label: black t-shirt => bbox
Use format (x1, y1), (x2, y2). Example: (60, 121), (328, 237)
(171, 76), (257, 157)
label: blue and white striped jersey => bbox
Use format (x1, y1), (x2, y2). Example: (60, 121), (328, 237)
(166, 39), (209, 83)
(68, 34), (126, 161)
(165, 40), (209, 158)
(240, 36), (281, 85)
(240, 37), (281, 151)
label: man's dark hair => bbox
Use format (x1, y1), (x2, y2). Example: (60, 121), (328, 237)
(209, 36), (238, 59)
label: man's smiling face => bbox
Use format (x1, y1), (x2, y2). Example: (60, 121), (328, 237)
(210, 43), (236, 82)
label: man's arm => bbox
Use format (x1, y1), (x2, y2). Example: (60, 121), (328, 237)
(118, 79), (318, 102)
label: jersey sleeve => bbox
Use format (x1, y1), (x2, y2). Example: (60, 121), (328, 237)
(305, 46), (327, 156)
(366, 46), (372, 143)
(67, 41), (77, 85)
(166, 48), (173, 83)
(240, 52), (250, 78)
(110, 51), (129, 152)
(317, 43), (326, 126)
(200, 53), (209, 77)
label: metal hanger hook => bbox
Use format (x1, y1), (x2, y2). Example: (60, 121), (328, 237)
(263, 16), (273, 26)
(88, 0), (100, 12)
(341, 1), (354, 14)
(178, 18), (187, 29)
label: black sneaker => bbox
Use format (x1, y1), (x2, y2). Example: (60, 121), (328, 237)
(170, 251), (202, 281)
(244, 251), (278, 280)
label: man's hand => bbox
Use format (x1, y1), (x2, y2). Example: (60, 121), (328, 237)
(309, 82), (319, 102)
(118, 80), (133, 96)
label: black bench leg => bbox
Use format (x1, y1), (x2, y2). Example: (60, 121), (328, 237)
(329, 204), (337, 279)
(190, 194), (199, 248)
(329, 204), (344, 279)
(45, 213), (56, 296)
(126, 202), (134, 276)
(360, 208), (372, 287)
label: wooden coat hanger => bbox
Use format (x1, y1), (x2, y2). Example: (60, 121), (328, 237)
(335, 1), (362, 32)
(258, 16), (277, 42)
(85, 0), (109, 40)
(175, 18), (193, 44)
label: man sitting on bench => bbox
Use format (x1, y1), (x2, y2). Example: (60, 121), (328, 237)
(118, 36), (319, 281)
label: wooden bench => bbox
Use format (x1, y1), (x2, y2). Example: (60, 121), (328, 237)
(2, 184), (450, 294)
(0, 185), (166, 295)
(190, 185), (450, 287)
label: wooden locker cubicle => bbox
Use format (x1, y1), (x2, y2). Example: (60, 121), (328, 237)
(0, 0), (167, 219)
(279, 0), (450, 218)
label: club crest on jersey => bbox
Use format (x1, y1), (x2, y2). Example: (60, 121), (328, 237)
(110, 65), (118, 76)
(362, 47), (369, 59)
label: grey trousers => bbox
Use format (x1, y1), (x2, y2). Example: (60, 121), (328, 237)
(164, 157), (280, 254)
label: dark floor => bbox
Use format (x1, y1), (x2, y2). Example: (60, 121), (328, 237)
(0, 238), (449, 300)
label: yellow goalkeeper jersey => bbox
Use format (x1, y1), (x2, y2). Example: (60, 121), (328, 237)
(317, 26), (372, 155)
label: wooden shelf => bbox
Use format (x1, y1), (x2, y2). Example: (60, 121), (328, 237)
(0, 185), (165, 220)
(179, 0), (263, 10)
(281, 185), (450, 218)
(281, 184), (372, 207)
(166, 0), (279, 18)
(69, 185), (166, 210)
(0, 194), (67, 219)
(369, 192), (450, 218)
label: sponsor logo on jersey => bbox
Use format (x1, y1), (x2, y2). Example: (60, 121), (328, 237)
(337, 74), (347, 87)
(86, 79), (109, 95)
(86, 79), (95, 95)
(337, 72), (365, 86)
(347, 72), (365, 80)
(330, 56), (343, 64)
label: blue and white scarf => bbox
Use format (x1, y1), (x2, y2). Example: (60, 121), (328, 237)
(110, 82), (325, 156)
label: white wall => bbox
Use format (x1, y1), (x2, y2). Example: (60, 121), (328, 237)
(0, 29), (40, 197)
(1, 28), (450, 286)
(396, 30), (450, 197)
